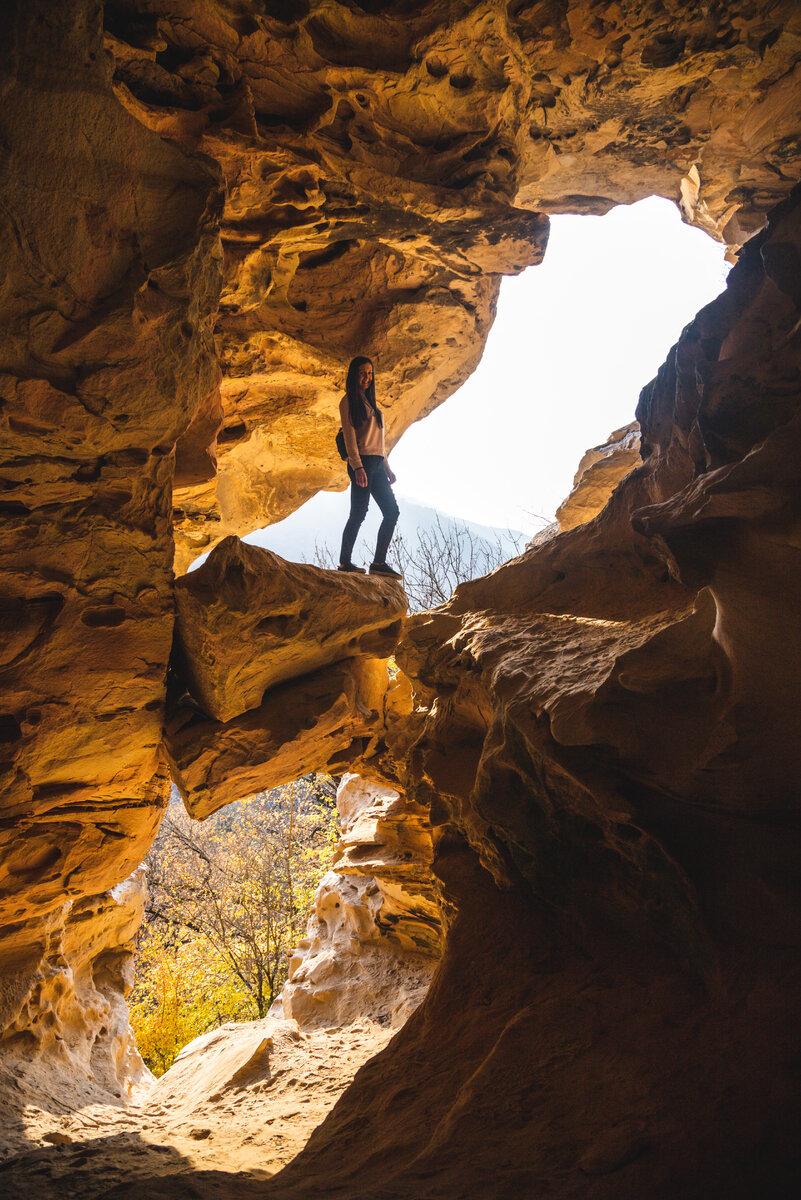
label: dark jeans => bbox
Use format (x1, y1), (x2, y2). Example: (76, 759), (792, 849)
(339, 454), (399, 565)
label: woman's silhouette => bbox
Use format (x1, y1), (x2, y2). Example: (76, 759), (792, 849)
(338, 356), (401, 577)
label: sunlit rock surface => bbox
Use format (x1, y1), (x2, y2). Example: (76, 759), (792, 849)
(556, 421), (641, 530)
(0, 869), (152, 1161)
(0, 0), (221, 1102)
(174, 537), (405, 722)
(166, 655), (392, 819)
(279, 774), (441, 1029)
(334, 773), (441, 956)
(3, 0), (801, 1194)
(0, 1017), (399, 1194)
(101, 0), (801, 566)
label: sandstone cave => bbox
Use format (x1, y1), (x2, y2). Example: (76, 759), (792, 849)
(1, 1), (801, 1197)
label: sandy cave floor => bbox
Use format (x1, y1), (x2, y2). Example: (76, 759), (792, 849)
(0, 1018), (394, 1198)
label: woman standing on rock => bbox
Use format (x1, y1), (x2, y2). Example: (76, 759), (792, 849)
(338, 356), (401, 578)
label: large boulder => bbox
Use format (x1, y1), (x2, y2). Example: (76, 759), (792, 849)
(167, 548), (408, 817)
(174, 538), (406, 722)
(166, 657), (396, 819)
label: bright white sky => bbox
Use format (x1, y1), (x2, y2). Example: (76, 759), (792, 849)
(389, 195), (731, 533)
(243, 195), (732, 564)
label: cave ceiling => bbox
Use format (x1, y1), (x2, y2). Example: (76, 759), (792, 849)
(103, 0), (801, 567)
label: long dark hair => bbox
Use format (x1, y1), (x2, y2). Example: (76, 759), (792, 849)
(345, 356), (383, 429)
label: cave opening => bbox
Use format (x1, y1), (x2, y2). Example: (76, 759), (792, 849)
(129, 773), (341, 1076)
(384, 195), (732, 534)
(122, 763), (441, 1180)
(131, 766), (439, 1049)
(248, 195), (731, 585)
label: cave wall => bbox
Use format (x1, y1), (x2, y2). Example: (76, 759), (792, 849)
(0, 0), (222, 1086)
(279, 772), (440, 1029)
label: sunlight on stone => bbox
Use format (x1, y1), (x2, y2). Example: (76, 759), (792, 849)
(2, 2), (800, 1198)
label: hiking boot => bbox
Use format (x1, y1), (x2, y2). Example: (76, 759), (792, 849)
(338, 562), (366, 574)
(369, 562), (402, 579)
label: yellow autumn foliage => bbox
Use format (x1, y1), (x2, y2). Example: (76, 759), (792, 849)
(130, 775), (337, 1076)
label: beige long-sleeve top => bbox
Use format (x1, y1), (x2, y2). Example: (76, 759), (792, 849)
(339, 394), (386, 469)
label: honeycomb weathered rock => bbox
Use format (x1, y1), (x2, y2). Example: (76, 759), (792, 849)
(101, 1), (801, 566)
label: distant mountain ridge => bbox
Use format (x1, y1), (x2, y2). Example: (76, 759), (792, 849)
(243, 491), (526, 568)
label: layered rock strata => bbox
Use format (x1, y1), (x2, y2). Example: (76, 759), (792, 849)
(280, 773), (441, 1029)
(173, 536), (405, 722)
(555, 420), (642, 530)
(166, 540), (407, 817)
(101, 1), (801, 566)
(334, 773), (441, 957)
(0, 0), (221, 1099)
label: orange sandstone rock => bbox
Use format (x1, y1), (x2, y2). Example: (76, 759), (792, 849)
(556, 421), (642, 531)
(173, 539), (406, 722)
(0, 0), (220, 1098)
(166, 657), (393, 819)
(3, 3), (801, 1196)
(279, 773), (440, 1029)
